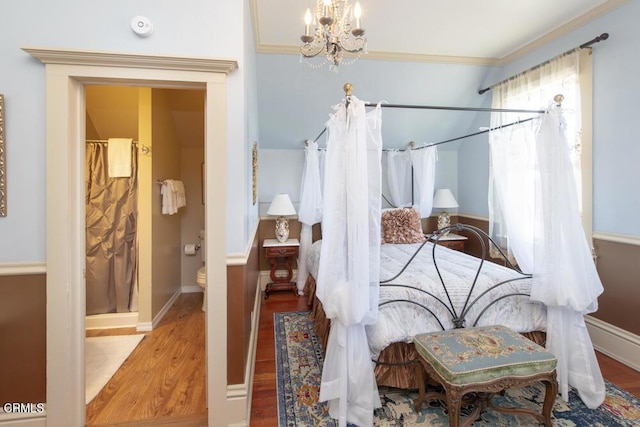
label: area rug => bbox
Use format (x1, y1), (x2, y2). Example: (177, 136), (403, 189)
(85, 334), (145, 404)
(275, 311), (640, 426)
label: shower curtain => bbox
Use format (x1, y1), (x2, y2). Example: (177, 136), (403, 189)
(85, 142), (139, 315)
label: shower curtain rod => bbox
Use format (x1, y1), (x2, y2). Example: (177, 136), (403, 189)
(86, 139), (150, 155)
(85, 139), (140, 144)
(477, 32), (609, 95)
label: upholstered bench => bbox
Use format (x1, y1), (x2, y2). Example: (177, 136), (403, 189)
(413, 325), (558, 427)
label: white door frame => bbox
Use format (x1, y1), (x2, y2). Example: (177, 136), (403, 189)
(23, 47), (237, 427)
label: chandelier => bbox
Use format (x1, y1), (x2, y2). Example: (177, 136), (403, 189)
(300, 0), (367, 70)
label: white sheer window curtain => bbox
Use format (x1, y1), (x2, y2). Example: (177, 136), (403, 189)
(488, 50), (585, 262)
(488, 50), (605, 408)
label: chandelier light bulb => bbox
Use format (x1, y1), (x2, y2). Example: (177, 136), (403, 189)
(304, 8), (312, 36)
(304, 8), (312, 26)
(323, 0), (332, 18)
(354, 2), (362, 29)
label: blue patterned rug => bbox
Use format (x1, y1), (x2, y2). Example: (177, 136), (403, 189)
(275, 310), (640, 426)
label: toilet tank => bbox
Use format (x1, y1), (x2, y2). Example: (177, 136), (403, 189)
(199, 229), (206, 262)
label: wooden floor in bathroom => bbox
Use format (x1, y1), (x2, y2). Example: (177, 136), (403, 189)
(85, 292), (207, 427)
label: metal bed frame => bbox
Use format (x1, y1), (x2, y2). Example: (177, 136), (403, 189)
(372, 223), (537, 368)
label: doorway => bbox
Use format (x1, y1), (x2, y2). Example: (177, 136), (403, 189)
(83, 86), (207, 423)
(26, 47), (236, 427)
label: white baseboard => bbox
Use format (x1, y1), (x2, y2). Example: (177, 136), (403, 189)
(85, 312), (139, 330)
(136, 287), (182, 332)
(0, 411), (46, 426)
(259, 271), (270, 291)
(181, 285), (203, 293)
(585, 315), (640, 372)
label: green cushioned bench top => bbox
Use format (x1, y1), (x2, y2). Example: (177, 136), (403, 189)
(414, 325), (557, 386)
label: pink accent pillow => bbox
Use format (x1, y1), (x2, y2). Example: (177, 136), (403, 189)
(381, 208), (426, 244)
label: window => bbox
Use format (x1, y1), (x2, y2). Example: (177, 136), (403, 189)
(488, 49), (594, 263)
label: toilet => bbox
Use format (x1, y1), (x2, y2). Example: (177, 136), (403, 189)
(196, 229), (206, 311)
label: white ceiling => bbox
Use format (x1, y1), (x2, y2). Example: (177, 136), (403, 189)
(253, 0), (621, 64)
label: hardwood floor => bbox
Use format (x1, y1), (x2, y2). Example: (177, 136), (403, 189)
(249, 292), (640, 426)
(251, 292), (309, 427)
(83, 290), (640, 427)
(85, 292), (207, 427)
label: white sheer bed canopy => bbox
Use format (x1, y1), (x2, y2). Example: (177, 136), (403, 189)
(296, 82), (605, 425)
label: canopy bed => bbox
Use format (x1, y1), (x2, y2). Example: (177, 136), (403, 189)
(297, 83), (605, 427)
(304, 223), (548, 388)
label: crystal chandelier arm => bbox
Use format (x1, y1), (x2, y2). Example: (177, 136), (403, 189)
(337, 30), (366, 53)
(300, 29), (328, 58)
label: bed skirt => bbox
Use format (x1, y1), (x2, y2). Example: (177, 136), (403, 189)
(303, 275), (547, 390)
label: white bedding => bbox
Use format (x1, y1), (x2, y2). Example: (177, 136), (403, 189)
(307, 239), (547, 359)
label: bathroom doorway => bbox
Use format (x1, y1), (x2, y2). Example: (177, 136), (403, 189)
(83, 86), (207, 329)
(31, 47), (236, 427)
(83, 85), (208, 424)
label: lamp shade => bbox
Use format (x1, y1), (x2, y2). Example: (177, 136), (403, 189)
(267, 193), (296, 216)
(432, 189), (458, 209)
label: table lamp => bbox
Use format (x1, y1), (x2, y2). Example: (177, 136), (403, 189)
(432, 189), (458, 235)
(267, 193), (296, 243)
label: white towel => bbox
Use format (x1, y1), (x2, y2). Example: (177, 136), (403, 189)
(173, 180), (187, 208)
(107, 138), (133, 178)
(161, 180), (178, 215)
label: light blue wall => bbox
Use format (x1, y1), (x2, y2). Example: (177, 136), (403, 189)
(0, 0), (258, 260)
(258, 149), (459, 217)
(243, 0), (261, 248)
(256, 54), (498, 150)
(458, 1), (640, 237)
(255, 53), (498, 215)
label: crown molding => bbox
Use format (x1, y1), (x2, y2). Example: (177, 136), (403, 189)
(22, 47), (238, 74)
(255, 43), (501, 66)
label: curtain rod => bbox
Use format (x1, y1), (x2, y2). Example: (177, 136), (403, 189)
(85, 139), (140, 144)
(363, 102), (545, 114)
(86, 139), (150, 155)
(415, 116), (537, 150)
(311, 82), (552, 143)
(477, 32), (609, 95)
(312, 115), (538, 148)
(312, 101), (545, 143)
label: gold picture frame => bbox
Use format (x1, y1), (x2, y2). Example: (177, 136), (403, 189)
(0, 94), (5, 217)
(252, 141), (258, 205)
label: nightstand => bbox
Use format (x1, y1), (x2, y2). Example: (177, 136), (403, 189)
(428, 233), (468, 252)
(263, 238), (299, 299)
